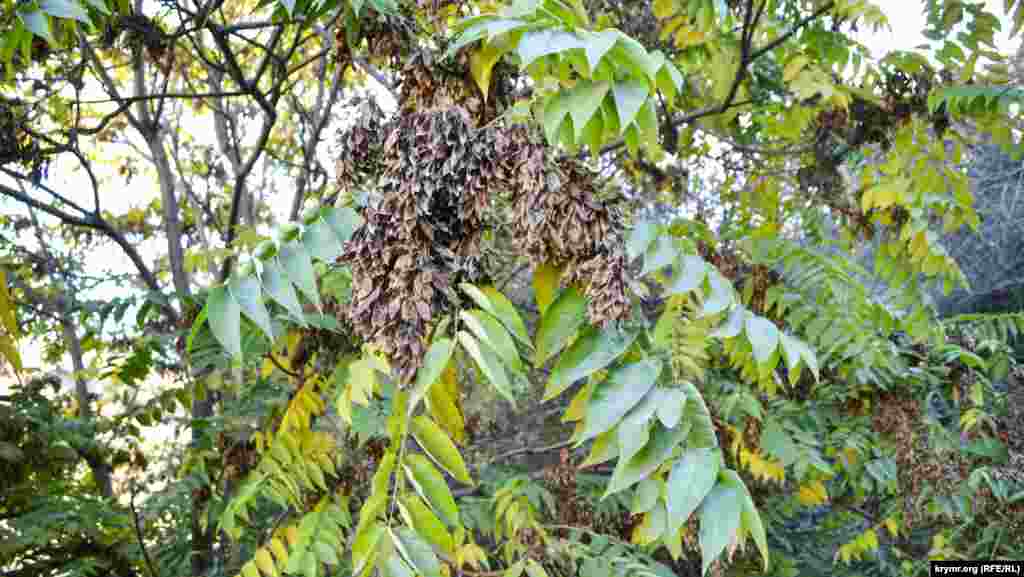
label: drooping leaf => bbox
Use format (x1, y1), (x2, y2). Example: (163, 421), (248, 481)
(409, 339), (455, 416)
(457, 330), (516, 407)
(654, 388), (686, 429)
(613, 80), (650, 135)
(392, 527), (443, 577)
(698, 485), (742, 576)
(745, 315), (780, 364)
(480, 285), (531, 347)
(262, 258), (306, 324)
(39, 0), (89, 23)
(230, 275), (274, 341)
(404, 453), (459, 528)
(301, 220), (343, 263)
(18, 11), (53, 42)
(581, 28), (620, 73)
(605, 420), (688, 497)
(410, 415), (473, 485)
(460, 309), (522, 372)
(517, 29), (584, 67)
(568, 80), (611, 141)
(534, 286), (588, 366)
(207, 285), (242, 358)
(545, 324), (637, 400)
(279, 241), (320, 309)
(398, 493), (454, 554)
(578, 359), (661, 445)
(666, 448), (720, 533)
(671, 255), (708, 295)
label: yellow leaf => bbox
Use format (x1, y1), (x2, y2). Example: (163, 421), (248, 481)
(533, 262), (561, 316)
(884, 517), (899, 538)
(783, 55), (809, 83)
(562, 381), (593, 422)
(269, 538), (289, 568)
(255, 548), (278, 577)
(470, 42), (505, 102)
(860, 186), (875, 213)
(427, 364), (465, 445)
(284, 526), (300, 547)
(241, 560), (260, 577)
(796, 480), (829, 506)
(653, 0), (675, 19)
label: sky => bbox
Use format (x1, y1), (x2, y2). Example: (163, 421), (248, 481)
(0, 0), (1020, 384)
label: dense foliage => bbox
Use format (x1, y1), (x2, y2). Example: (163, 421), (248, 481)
(1, 0), (1023, 576)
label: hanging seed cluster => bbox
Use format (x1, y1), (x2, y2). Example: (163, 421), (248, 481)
(334, 99), (390, 195)
(513, 160), (630, 325)
(341, 106), (541, 383)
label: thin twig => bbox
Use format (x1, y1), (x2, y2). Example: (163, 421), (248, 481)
(130, 483), (160, 577)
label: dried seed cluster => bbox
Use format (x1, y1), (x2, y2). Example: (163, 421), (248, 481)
(514, 160), (630, 325)
(341, 107), (542, 382)
(334, 98), (390, 195)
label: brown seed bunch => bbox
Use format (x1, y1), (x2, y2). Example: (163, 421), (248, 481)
(342, 107), (540, 383)
(335, 99), (391, 193)
(514, 160), (630, 325)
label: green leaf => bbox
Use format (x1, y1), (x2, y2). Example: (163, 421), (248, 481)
(641, 234), (676, 276)
(460, 309), (522, 373)
(567, 80), (611, 141)
(410, 415), (472, 485)
(39, 0), (89, 23)
(230, 275), (274, 341)
(632, 478), (661, 514)
(545, 324), (638, 400)
(301, 220), (343, 263)
(262, 258), (306, 324)
(581, 29), (619, 73)
(314, 541), (340, 565)
(480, 286), (531, 348)
(657, 60), (684, 106)
(207, 285), (241, 358)
(380, 553), (416, 577)
(699, 485), (742, 576)
(279, 241), (320, 310)
(393, 528), (443, 577)
(605, 420), (687, 497)
(534, 286), (588, 366)
(242, 560), (261, 577)
(701, 272), (732, 316)
(666, 448), (720, 533)
(457, 330), (516, 408)
(711, 306), (744, 339)
(323, 206), (361, 244)
(404, 453), (460, 528)
(627, 218), (657, 262)
(617, 392), (657, 464)
(671, 255), (708, 295)
(612, 80), (649, 134)
(17, 11), (53, 42)
(409, 338), (455, 416)
(578, 359), (661, 445)
(680, 382), (717, 448)
(280, 0), (296, 16)
(720, 469), (769, 571)
(543, 92), (572, 147)
(637, 99), (658, 149)
(745, 315), (780, 364)
(80, 0), (110, 15)
(654, 388), (686, 429)
(398, 493), (453, 554)
(517, 29), (583, 67)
